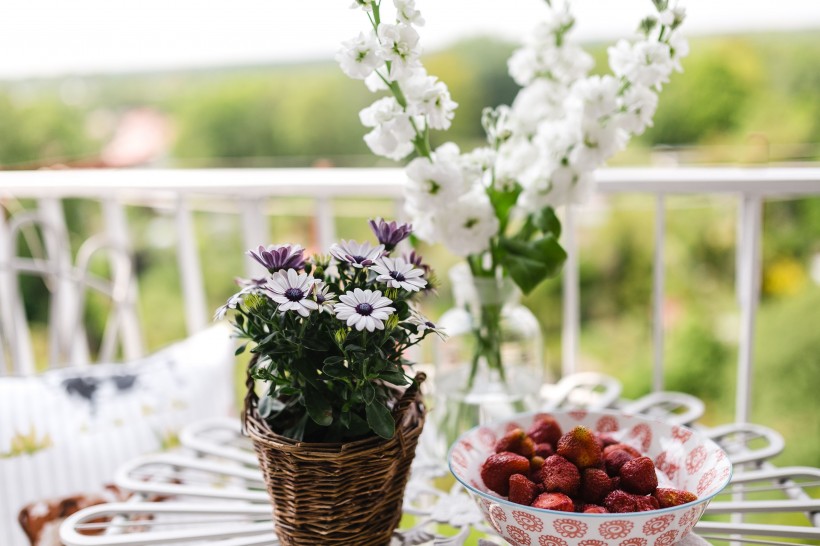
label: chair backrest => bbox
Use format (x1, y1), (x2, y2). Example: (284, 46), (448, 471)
(0, 197), (142, 375)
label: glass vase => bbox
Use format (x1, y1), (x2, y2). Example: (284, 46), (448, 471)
(428, 264), (544, 459)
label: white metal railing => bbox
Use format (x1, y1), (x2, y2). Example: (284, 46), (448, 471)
(2, 166), (820, 428)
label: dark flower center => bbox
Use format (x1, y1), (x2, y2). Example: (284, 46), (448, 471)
(316, 294), (326, 304)
(351, 255), (366, 263)
(284, 288), (304, 302)
(425, 321), (435, 328)
(389, 270), (406, 282)
(355, 303), (374, 316)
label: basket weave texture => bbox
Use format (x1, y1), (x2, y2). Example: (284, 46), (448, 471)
(244, 371), (427, 546)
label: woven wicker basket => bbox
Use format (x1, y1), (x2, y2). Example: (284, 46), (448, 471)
(243, 371), (426, 546)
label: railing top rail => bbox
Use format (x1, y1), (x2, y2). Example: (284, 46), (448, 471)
(1, 166), (820, 199)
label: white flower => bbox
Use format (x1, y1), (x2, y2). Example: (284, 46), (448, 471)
(616, 84), (659, 135)
(569, 75), (621, 120)
(511, 79), (567, 135)
(394, 0), (424, 26)
(507, 47), (539, 87)
(407, 310), (446, 338)
(364, 69), (389, 92)
(336, 32), (382, 80)
(214, 286), (252, 320)
(377, 23), (421, 80)
(329, 239), (385, 268)
(349, 0), (375, 11)
(359, 97), (415, 160)
(404, 155), (467, 210)
(335, 288), (396, 332)
(264, 269), (318, 317)
(518, 166), (595, 211)
(658, 9), (676, 26)
(312, 281), (336, 313)
(404, 71), (458, 130)
(435, 188), (499, 257)
(667, 31), (689, 72)
(371, 257), (427, 292)
(495, 135), (539, 186)
(608, 39), (673, 89)
(568, 119), (627, 171)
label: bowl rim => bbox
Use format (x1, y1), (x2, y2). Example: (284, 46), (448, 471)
(447, 408), (734, 518)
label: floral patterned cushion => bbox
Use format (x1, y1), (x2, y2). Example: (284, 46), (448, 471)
(0, 324), (235, 546)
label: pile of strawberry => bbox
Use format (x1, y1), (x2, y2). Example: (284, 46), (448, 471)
(479, 415), (697, 513)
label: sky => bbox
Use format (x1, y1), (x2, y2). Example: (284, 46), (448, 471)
(2, 0), (820, 80)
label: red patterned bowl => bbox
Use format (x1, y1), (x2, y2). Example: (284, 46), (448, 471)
(448, 410), (731, 546)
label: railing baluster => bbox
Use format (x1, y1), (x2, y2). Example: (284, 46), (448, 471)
(239, 197), (270, 279)
(315, 196), (335, 253)
(736, 194), (763, 425)
(652, 194), (666, 392)
(561, 205), (579, 378)
(174, 195), (207, 334)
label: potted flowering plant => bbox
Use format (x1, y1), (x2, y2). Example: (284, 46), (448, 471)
(338, 0), (687, 428)
(216, 218), (438, 545)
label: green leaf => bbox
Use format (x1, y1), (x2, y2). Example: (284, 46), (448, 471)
(363, 382), (376, 405)
(499, 235), (567, 294)
(303, 387), (333, 427)
(322, 361), (351, 379)
(378, 370), (409, 386)
(488, 185), (521, 231)
(345, 344), (365, 353)
(533, 206), (561, 238)
(234, 343), (247, 356)
(393, 300), (410, 320)
(365, 400), (395, 439)
(323, 356), (344, 365)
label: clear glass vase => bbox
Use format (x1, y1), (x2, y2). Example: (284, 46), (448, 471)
(427, 263), (544, 459)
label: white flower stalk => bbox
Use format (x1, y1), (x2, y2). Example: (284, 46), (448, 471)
(264, 269), (319, 317)
(404, 154), (467, 211)
(403, 70), (458, 130)
(377, 23), (422, 80)
(336, 32), (382, 80)
(394, 0), (424, 26)
(349, 0), (376, 12)
(335, 288), (396, 332)
(371, 257), (427, 292)
(359, 97), (415, 160)
(435, 188), (499, 257)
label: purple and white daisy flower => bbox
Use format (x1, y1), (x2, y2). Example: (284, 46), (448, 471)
(369, 218), (413, 251)
(213, 277), (267, 320)
(248, 244), (306, 273)
(371, 257), (427, 292)
(329, 239), (385, 268)
(264, 269), (318, 317)
(407, 310), (446, 338)
(313, 281), (337, 314)
(334, 288), (395, 332)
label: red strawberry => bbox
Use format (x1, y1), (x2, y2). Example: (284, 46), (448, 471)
(603, 489), (660, 513)
(527, 414), (562, 448)
(619, 456), (658, 495)
(480, 452), (531, 496)
(580, 467), (617, 504)
(495, 428), (536, 458)
(598, 432), (620, 448)
(653, 487), (698, 508)
(603, 443), (642, 458)
(582, 504), (609, 514)
(529, 455), (545, 474)
(534, 442), (555, 458)
(539, 454), (581, 497)
(509, 474), (540, 506)
(604, 448), (635, 477)
(532, 492), (574, 512)
(556, 425), (603, 469)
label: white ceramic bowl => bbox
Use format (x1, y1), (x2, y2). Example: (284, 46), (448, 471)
(448, 410), (732, 546)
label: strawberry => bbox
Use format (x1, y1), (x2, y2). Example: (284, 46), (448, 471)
(527, 414), (562, 448)
(619, 456), (658, 495)
(534, 442), (555, 458)
(603, 489), (660, 513)
(480, 452), (531, 496)
(598, 432), (620, 448)
(508, 474), (540, 506)
(495, 428), (536, 458)
(603, 443), (642, 458)
(582, 504), (609, 514)
(529, 455), (545, 474)
(604, 448), (635, 477)
(580, 467), (617, 504)
(556, 425), (603, 469)
(532, 492), (575, 512)
(653, 487), (698, 508)
(539, 454), (580, 496)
